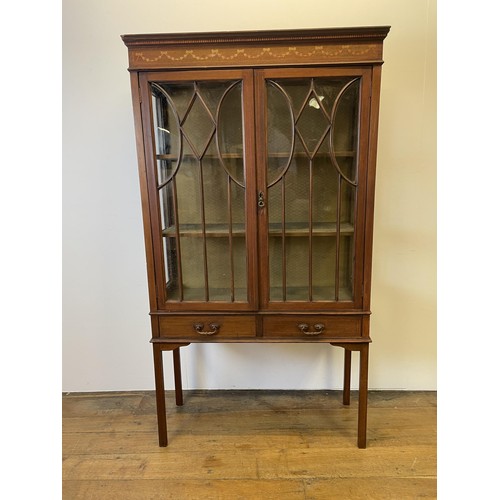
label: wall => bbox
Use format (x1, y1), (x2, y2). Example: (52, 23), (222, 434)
(62, 0), (436, 391)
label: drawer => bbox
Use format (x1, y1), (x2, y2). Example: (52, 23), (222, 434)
(158, 315), (256, 339)
(262, 315), (362, 339)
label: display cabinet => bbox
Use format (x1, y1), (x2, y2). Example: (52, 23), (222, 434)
(122, 26), (389, 448)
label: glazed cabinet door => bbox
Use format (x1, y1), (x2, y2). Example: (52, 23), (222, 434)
(255, 68), (372, 310)
(139, 70), (258, 310)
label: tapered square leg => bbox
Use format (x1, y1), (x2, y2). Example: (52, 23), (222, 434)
(332, 342), (371, 448)
(173, 347), (183, 406)
(343, 348), (352, 406)
(153, 344), (168, 447)
(357, 343), (369, 448)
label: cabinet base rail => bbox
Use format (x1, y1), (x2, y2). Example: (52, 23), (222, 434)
(151, 341), (370, 448)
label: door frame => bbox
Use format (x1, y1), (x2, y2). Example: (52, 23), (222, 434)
(138, 69), (258, 311)
(254, 67), (372, 311)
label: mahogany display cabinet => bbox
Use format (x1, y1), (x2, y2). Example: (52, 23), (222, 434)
(122, 26), (390, 448)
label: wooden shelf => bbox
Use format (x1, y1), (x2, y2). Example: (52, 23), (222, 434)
(165, 286), (353, 302)
(163, 222), (354, 238)
(163, 223), (246, 237)
(167, 287), (247, 302)
(267, 151), (356, 159)
(156, 151), (355, 161)
(269, 285), (353, 302)
(156, 153), (242, 161)
(268, 221), (354, 236)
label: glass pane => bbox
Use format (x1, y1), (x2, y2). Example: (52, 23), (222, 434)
(196, 82), (227, 115)
(206, 238), (231, 300)
(332, 80), (360, 183)
(218, 82), (245, 186)
(338, 180), (356, 300)
(266, 83), (294, 186)
(295, 96), (330, 156)
(311, 236), (336, 300)
(164, 236), (180, 300)
(312, 156), (337, 227)
(285, 236), (309, 301)
(182, 97), (215, 159)
(151, 79), (248, 303)
(231, 183), (247, 301)
(266, 76), (360, 303)
(179, 234), (205, 301)
(268, 181), (284, 300)
(152, 89), (181, 186)
(339, 235), (354, 300)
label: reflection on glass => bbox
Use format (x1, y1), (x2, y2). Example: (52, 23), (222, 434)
(266, 77), (360, 302)
(151, 80), (247, 302)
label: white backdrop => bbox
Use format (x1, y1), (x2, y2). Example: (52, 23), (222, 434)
(62, 0), (436, 391)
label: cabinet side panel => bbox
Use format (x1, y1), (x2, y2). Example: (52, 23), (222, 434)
(362, 65), (383, 310)
(129, 71), (158, 311)
(353, 68), (373, 307)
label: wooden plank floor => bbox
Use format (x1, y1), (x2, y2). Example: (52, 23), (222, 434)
(63, 390), (436, 499)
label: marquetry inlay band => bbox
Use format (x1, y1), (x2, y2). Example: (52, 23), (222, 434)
(123, 27), (389, 70)
(128, 43), (382, 69)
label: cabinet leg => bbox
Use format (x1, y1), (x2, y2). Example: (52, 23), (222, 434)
(343, 348), (352, 406)
(153, 344), (168, 447)
(173, 348), (183, 406)
(357, 343), (369, 448)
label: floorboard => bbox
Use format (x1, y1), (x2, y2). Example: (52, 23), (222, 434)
(63, 390), (436, 499)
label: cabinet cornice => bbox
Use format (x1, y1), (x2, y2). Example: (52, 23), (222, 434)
(121, 26), (390, 47)
(122, 26), (390, 70)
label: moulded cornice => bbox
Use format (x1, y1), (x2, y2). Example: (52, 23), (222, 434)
(121, 26), (391, 48)
(122, 27), (390, 70)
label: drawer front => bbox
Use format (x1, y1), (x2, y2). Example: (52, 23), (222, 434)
(159, 315), (256, 339)
(263, 315), (362, 339)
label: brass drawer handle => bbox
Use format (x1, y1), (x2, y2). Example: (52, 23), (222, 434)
(193, 323), (220, 335)
(298, 323), (325, 335)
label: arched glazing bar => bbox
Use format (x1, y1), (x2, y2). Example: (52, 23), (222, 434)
(215, 80), (246, 301)
(151, 79), (247, 303)
(151, 82), (184, 300)
(266, 76), (360, 302)
(151, 83), (183, 189)
(329, 78), (360, 188)
(266, 81), (296, 189)
(265, 80), (295, 300)
(329, 78), (360, 301)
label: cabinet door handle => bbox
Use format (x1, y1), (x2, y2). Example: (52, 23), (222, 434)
(193, 323), (220, 335)
(297, 323), (325, 335)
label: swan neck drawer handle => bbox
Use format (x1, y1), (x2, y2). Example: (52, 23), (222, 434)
(297, 323), (325, 335)
(193, 323), (220, 335)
